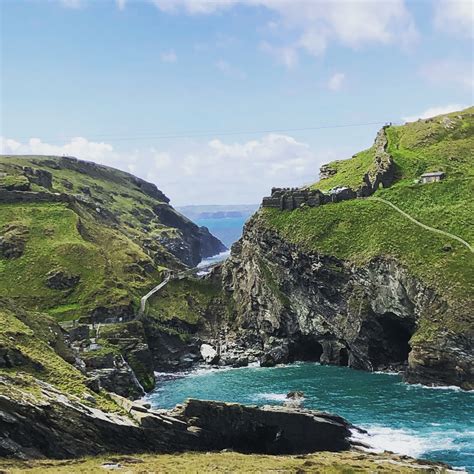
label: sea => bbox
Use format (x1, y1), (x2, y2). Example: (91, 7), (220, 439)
(147, 363), (474, 472)
(175, 211), (474, 472)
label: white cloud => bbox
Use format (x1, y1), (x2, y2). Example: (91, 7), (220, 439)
(116, 0), (127, 10)
(215, 60), (247, 79)
(403, 104), (468, 122)
(259, 41), (298, 68)
(0, 134), (343, 206)
(328, 72), (345, 91)
(434, 0), (474, 38)
(150, 0), (238, 14)
(59, 0), (82, 8)
(150, 0), (417, 66)
(420, 59), (474, 91)
(0, 137), (118, 164)
(160, 50), (177, 63)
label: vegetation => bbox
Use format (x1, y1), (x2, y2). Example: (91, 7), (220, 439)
(0, 450), (452, 473)
(311, 147), (376, 192)
(0, 299), (118, 412)
(263, 107), (474, 340)
(147, 277), (221, 327)
(0, 155), (186, 321)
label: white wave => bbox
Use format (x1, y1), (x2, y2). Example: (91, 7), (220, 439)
(197, 250), (230, 268)
(373, 371), (400, 376)
(252, 393), (288, 402)
(402, 382), (474, 393)
(352, 425), (459, 459)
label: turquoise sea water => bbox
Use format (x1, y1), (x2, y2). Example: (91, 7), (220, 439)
(147, 363), (474, 471)
(196, 216), (248, 248)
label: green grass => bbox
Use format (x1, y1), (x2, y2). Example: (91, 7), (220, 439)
(147, 277), (221, 326)
(0, 299), (119, 412)
(0, 450), (451, 473)
(263, 106), (474, 341)
(0, 202), (162, 320)
(311, 147), (376, 192)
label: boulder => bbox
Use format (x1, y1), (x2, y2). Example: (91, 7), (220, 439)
(260, 346), (289, 367)
(200, 344), (219, 364)
(45, 269), (80, 290)
(0, 224), (29, 259)
(171, 399), (352, 454)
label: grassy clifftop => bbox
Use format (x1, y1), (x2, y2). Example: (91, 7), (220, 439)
(263, 107), (473, 339)
(0, 155), (223, 321)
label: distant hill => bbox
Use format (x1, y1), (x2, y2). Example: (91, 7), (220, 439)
(177, 204), (259, 221)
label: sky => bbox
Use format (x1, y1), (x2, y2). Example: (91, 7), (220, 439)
(1, 0), (473, 206)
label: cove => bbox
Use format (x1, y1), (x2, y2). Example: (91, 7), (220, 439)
(147, 363), (474, 472)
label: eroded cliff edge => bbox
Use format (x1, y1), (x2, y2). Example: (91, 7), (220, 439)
(220, 213), (473, 389)
(212, 109), (474, 390)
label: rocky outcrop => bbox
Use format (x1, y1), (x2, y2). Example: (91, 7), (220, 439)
(0, 223), (29, 259)
(219, 216), (473, 389)
(0, 375), (355, 460)
(22, 166), (53, 189)
(261, 127), (396, 211)
(45, 268), (80, 290)
(152, 203), (226, 267)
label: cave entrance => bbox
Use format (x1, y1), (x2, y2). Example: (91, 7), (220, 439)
(289, 336), (323, 362)
(339, 348), (349, 366)
(367, 314), (414, 369)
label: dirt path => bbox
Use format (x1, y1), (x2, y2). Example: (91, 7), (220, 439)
(370, 196), (473, 253)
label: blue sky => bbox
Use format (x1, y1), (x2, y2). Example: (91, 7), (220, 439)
(1, 0), (473, 205)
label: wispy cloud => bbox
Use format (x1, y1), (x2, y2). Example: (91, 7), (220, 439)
(0, 133), (345, 206)
(151, 0), (418, 65)
(328, 72), (346, 91)
(259, 41), (298, 69)
(420, 59), (474, 91)
(433, 0), (474, 38)
(59, 0), (82, 8)
(403, 104), (468, 122)
(215, 59), (246, 79)
(160, 50), (177, 63)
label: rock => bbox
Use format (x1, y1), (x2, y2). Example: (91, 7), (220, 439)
(0, 224), (29, 259)
(220, 214), (473, 390)
(232, 356), (248, 368)
(287, 391), (304, 399)
(284, 391), (305, 408)
(171, 399), (352, 454)
(260, 346), (289, 367)
(45, 269), (80, 290)
(22, 167), (53, 189)
(0, 375), (356, 460)
(200, 344), (219, 364)
(68, 325), (90, 343)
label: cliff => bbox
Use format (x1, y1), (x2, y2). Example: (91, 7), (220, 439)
(0, 155), (226, 322)
(218, 107), (473, 389)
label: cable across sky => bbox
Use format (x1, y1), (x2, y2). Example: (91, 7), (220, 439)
(12, 120), (399, 143)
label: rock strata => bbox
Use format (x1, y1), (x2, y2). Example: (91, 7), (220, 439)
(0, 376), (354, 460)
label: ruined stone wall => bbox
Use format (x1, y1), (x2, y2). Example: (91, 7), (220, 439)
(0, 190), (70, 204)
(261, 126), (396, 211)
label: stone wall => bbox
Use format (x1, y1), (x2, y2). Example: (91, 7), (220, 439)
(261, 126), (396, 211)
(0, 190), (70, 204)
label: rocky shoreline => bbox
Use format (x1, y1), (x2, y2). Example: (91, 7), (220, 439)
(0, 374), (356, 459)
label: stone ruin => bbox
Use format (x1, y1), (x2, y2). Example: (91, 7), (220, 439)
(261, 126), (396, 211)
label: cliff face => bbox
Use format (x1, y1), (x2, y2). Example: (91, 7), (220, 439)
(221, 215), (473, 389)
(0, 155), (226, 321)
(219, 109), (474, 390)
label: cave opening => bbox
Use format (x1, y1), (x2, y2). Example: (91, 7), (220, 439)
(289, 336), (323, 362)
(339, 348), (349, 366)
(367, 314), (414, 369)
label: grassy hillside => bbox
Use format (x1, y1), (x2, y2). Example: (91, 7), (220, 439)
(0, 155), (222, 321)
(0, 298), (118, 412)
(263, 107), (474, 340)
